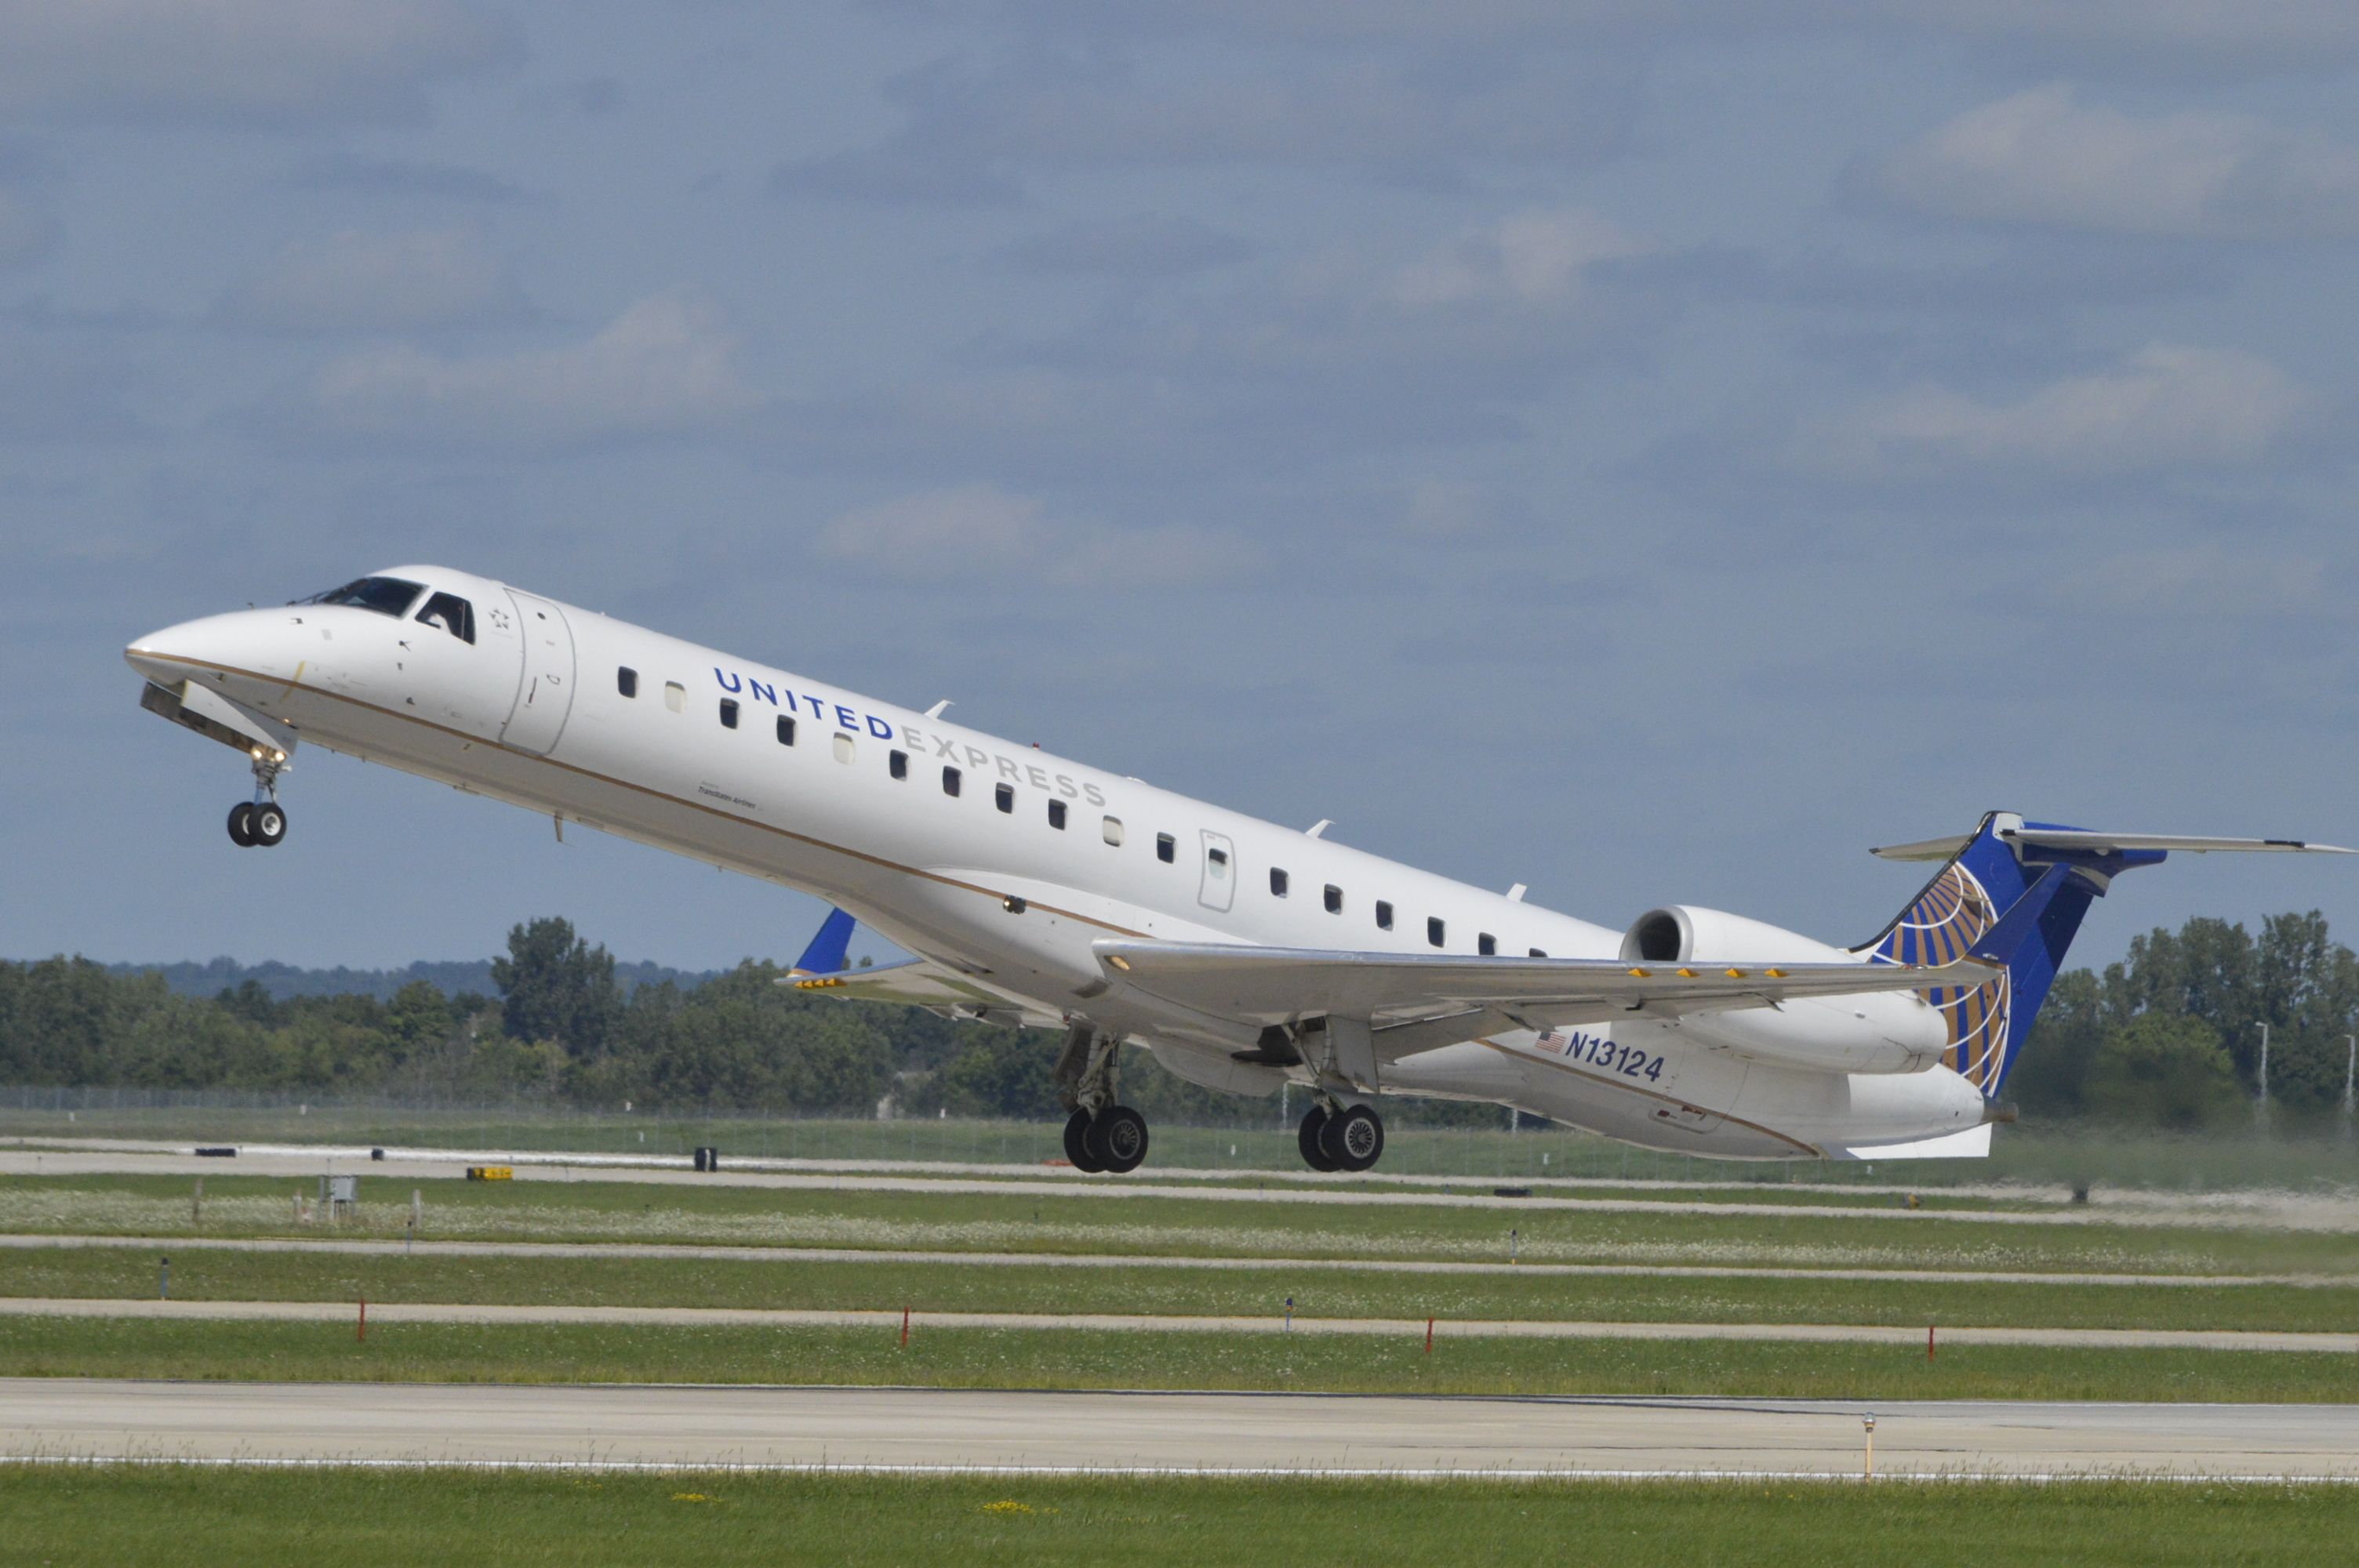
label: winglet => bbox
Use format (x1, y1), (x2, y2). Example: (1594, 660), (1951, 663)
(791, 907), (856, 975)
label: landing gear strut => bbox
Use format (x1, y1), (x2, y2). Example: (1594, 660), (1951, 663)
(1055, 1022), (1150, 1174)
(227, 746), (290, 849)
(1299, 1102), (1384, 1173)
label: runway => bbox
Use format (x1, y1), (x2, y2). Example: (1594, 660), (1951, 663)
(12, 1139), (2357, 1231)
(5, 1295), (2355, 1352)
(4, 1378), (2354, 1478)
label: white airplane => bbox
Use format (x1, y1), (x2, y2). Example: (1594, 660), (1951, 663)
(126, 565), (2348, 1174)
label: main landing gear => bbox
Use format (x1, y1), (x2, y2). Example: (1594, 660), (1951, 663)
(1054, 1022), (1150, 1174)
(226, 746), (291, 848)
(1299, 1102), (1384, 1173)
(1063, 1105), (1149, 1174)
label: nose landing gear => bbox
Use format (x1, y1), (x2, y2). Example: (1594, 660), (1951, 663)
(1054, 1022), (1150, 1174)
(227, 748), (290, 849)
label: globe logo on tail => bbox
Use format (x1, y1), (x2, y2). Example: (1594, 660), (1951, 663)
(1872, 862), (2013, 1091)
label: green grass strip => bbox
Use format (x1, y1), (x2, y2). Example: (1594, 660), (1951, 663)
(3, 1465), (2356, 1567)
(8, 1174), (2354, 1276)
(13, 1246), (2359, 1334)
(5, 1316), (2358, 1402)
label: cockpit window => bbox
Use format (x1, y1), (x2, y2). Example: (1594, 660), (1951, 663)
(301, 577), (426, 618)
(415, 592), (475, 644)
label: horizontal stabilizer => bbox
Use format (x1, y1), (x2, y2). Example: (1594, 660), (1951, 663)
(1875, 824), (2352, 861)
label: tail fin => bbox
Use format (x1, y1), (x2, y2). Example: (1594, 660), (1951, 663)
(1856, 811), (2350, 1096)
(1854, 813), (2095, 1096)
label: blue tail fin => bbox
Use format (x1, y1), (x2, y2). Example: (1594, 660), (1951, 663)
(1856, 812), (2117, 1096)
(792, 906), (856, 975)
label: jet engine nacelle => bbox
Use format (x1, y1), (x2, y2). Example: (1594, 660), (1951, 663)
(1619, 906), (1950, 1076)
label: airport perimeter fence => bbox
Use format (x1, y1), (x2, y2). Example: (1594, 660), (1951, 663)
(8, 1083), (2359, 1192)
(4, 1084), (2359, 1192)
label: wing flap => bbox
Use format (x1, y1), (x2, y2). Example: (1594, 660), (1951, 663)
(1092, 940), (1997, 1035)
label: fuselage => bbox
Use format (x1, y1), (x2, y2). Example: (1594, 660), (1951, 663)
(126, 564), (1988, 1160)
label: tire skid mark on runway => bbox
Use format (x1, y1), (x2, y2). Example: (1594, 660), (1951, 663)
(6, 1381), (2357, 1479)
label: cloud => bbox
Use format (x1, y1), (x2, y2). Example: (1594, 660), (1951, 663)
(1387, 209), (1648, 307)
(309, 295), (757, 449)
(2063, 547), (2330, 616)
(925, 2), (2359, 74)
(1001, 216), (1254, 278)
(816, 483), (1239, 586)
(1797, 343), (2310, 480)
(772, 51), (1630, 198)
(0, 185), (52, 270)
(220, 229), (523, 334)
(289, 154), (527, 203)
(1873, 85), (2359, 239)
(0, 0), (514, 125)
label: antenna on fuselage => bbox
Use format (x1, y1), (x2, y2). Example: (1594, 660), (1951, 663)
(1306, 820), (1332, 838)
(925, 699), (953, 719)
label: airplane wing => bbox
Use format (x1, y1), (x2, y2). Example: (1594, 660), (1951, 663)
(1091, 939), (1999, 1056)
(783, 956), (1067, 1030)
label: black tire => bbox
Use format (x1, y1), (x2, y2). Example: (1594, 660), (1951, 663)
(1063, 1109), (1105, 1173)
(249, 801), (287, 848)
(1298, 1106), (1339, 1172)
(1095, 1106), (1149, 1174)
(226, 802), (256, 848)
(1321, 1105), (1385, 1173)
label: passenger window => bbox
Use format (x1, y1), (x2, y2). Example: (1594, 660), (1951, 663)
(1103, 816), (1125, 847)
(1156, 833), (1175, 864)
(1270, 868), (1289, 898)
(1478, 933), (1496, 956)
(832, 732), (855, 763)
(664, 682), (685, 713)
(776, 715), (796, 746)
(1376, 901), (1394, 931)
(719, 699), (740, 730)
(1427, 917), (1446, 948)
(415, 592), (476, 644)
(889, 750), (908, 779)
(1049, 799), (1067, 829)
(995, 782), (1015, 814)
(943, 766), (961, 797)
(1324, 884), (1342, 914)
(1528, 948), (1549, 959)
(617, 667), (638, 699)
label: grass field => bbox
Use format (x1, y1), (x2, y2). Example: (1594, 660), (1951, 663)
(2, 1465), (2352, 1567)
(5, 1174), (2354, 1276)
(5, 1316), (2355, 1402)
(13, 1245), (2359, 1334)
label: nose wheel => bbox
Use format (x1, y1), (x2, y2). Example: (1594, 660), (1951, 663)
(227, 747), (291, 848)
(227, 800), (289, 848)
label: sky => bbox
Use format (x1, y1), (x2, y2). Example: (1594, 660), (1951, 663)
(3, 0), (2357, 975)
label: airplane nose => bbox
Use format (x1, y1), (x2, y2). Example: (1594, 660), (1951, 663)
(125, 611), (285, 687)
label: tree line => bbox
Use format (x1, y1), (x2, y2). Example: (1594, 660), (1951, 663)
(3, 912), (2352, 1131)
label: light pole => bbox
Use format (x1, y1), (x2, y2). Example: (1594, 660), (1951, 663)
(2344, 1035), (2355, 1138)
(2256, 1022), (2270, 1126)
